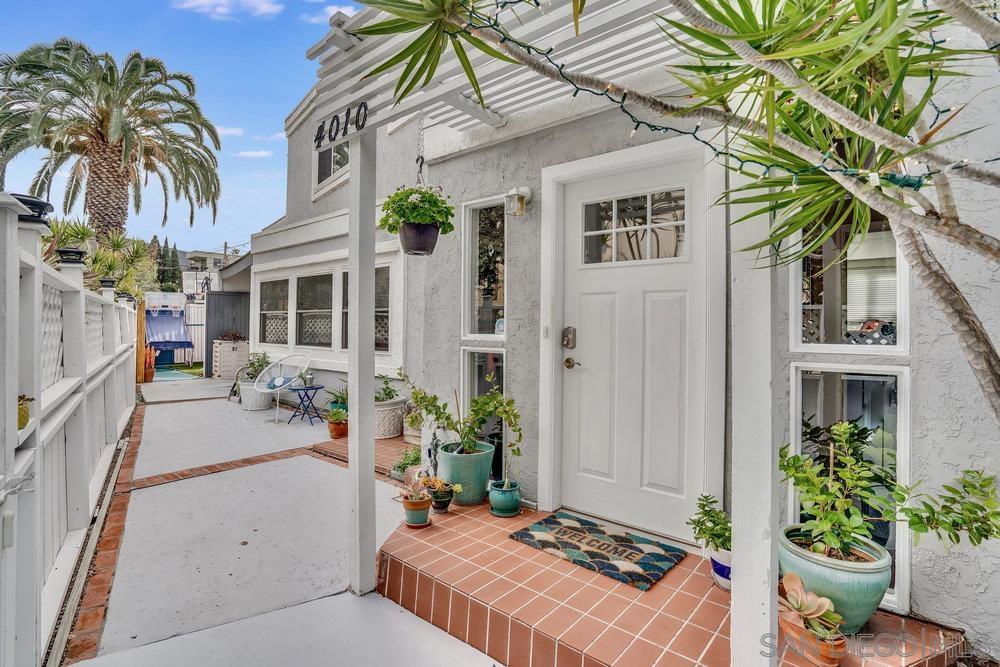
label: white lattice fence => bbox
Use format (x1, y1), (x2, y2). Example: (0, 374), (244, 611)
(85, 296), (105, 366)
(40, 285), (64, 390)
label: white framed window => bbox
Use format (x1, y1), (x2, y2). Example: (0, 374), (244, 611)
(340, 264), (391, 353)
(788, 362), (911, 613)
(790, 220), (909, 355)
(312, 144), (349, 201)
(462, 348), (506, 477)
(463, 197), (507, 339)
(296, 273), (333, 348)
(581, 187), (687, 265)
(259, 279), (289, 344)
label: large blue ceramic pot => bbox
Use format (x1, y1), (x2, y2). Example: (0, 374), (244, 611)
(778, 524), (892, 634)
(438, 441), (494, 505)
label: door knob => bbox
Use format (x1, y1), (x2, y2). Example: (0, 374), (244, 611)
(563, 357), (581, 369)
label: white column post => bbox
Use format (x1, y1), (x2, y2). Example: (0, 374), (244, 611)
(346, 131), (377, 595)
(57, 249), (90, 531)
(729, 172), (778, 665)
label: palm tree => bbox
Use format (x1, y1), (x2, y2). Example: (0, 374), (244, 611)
(0, 39), (221, 237)
(42, 218), (157, 296)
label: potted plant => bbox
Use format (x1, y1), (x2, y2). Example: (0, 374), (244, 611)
(421, 475), (462, 514)
(399, 369), (522, 506)
(326, 408), (348, 439)
(142, 346), (156, 383)
(686, 494), (732, 591)
(778, 572), (846, 667)
(325, 382), (348, 413)
(17, 395), (33, 430)
(779, 420), (1000, 633)
(377, 185), (455, 256)
(374, 375), (406, 439)
(398, 479), (433, 528)
(238, 353), (272, 411)
(391, 444), (422, 482)
(488, 421), (523, 517)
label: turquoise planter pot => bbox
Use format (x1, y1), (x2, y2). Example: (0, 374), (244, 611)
(778, 525), (892, 634)
(327, 401), (347, 413)
(488, 480), (522, 517)
(438, 442), (495, 505)
(403, 498), (431, 527)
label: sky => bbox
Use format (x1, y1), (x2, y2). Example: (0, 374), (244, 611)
(2, 0), (360, 254)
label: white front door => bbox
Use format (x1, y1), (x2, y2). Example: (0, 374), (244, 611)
(559, 149), (723, 541)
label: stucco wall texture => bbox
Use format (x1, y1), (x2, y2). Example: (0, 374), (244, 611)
(274, 34), (999, 653)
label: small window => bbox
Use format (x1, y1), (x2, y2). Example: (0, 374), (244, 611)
(317, 144), (349, 185)
(296, 274), (333, 347)
(583, 188), (686, 265)
(800, 218), (898, 347)
(259, 280), (288, 344)
(466, 350), (505, 478)
(341, 267), (391, 352)
(469, 203), (506, 335)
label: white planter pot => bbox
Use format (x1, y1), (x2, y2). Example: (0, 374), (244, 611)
(373, 397), (405, 439)
(239, 381), (272, 411)
(707, 548), (732, 591)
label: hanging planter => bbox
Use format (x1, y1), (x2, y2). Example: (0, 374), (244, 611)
(378, 157), (455, 256)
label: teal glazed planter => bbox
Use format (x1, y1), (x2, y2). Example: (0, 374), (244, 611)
(326, 401), (347, 413)
(438, 442), (495, 505)
(778, 524), (892, 634)
(488, 480), (522, 517)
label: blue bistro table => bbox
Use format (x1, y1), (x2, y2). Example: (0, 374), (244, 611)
(288, 385), (325, 425)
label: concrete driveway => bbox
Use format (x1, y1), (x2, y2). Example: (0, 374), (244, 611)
(62, 379), (490, 665)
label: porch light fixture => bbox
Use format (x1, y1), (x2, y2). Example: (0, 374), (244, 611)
(504, 186), (532, 217)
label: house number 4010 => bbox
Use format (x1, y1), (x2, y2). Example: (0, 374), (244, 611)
(314, 102), (369, 149)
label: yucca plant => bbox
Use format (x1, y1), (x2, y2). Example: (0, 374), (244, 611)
(0, 39), (221, 236)
(41, 218), (156, 296)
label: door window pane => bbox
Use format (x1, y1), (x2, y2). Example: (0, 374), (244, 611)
(296, 274), (332, 347)
(801, 220), (898, 346)
(800, 369), (899, 587)
(470, 204), (505, 335)
(259, 280), (288, 344)
(467, 350), (505, 478)
(341, 267), (391, 352)
(583, 188), (686, 265)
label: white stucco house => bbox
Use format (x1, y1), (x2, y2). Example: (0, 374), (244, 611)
(220, 4), (1000, 662)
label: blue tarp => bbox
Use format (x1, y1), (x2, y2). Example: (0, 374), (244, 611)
(145, 309), (194, 351)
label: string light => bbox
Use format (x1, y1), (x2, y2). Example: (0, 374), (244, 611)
(455, 0), (1000, 193)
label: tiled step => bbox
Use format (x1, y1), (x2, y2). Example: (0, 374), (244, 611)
(312, 435), (410, 477)
(375, 504), (966, 667)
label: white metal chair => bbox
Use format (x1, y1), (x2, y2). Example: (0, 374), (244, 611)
(253, 354), (311, 423)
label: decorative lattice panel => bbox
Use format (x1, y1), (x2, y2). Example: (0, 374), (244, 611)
(298, 313), (332, 346)
(85, 297), (106, 365)
(801, 305), (823, 344)
(263, 314), (288, 344)
(375, 314), (390, 351)
(41, 286), (65, 390)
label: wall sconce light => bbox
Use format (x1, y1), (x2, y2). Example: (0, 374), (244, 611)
(505, 186), (532, 217)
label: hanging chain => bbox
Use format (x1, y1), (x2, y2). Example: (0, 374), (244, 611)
(415, 155), (425, 186)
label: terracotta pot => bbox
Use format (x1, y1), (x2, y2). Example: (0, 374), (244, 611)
(327, 420), (348, 439)
(402, 496), (432, 527)
(778, 616), (846, 667)
(143, 368), (155, 383)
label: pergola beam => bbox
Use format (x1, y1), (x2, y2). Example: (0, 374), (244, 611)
(346, 132), (377, 596)
(443, 93), (507, 128)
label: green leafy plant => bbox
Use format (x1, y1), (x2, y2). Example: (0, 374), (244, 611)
(375, 375), (400, 403)
(780, 421), (1000, 560)
(779, 572), (844, 642)
(40, 219), (156, 297)
(243, 353), (270, 381)
(327, 408), (348, 424)
(686, 494), (732, 552)
(377, 185), (455, 235)
(398, 368), (522, 487)
(393, 444), (422, 475)
(326, 382), (349, 406)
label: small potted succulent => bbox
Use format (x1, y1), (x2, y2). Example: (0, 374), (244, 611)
(238, 353), (272, 411)
(326, 408), (348, 439)
(488, 423), (523, 517)
(17, 395), (33, 430)
(377, 185), (455, 256)
(142, 346), (156, 383)
(421, 475), (462, 514)
(398, 479), (433, 528)
(686, 494), (732, 591)
(325, 382), (348, 413)
(778, 572), (846, 667)
(374, 375), (406, 439)
(779, 420), (1000, 633)
(399, 369), (522, 506)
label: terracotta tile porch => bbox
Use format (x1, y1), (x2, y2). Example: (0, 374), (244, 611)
(312, 435), (412, 476)
(375, 504), (966, 667)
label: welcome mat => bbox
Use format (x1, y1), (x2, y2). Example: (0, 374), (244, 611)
(509, 512), (687, 591)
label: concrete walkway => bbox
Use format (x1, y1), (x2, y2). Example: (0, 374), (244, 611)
(63, 378), (489, 664)
(140, 377), (232, 403)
